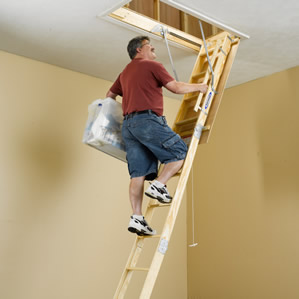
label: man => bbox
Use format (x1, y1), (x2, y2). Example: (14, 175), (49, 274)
(107, 36), (207, 236)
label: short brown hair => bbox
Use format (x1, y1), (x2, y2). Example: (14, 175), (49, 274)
(127, 36), (150, 59)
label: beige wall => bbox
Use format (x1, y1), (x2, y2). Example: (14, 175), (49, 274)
(0, 50), (187, 299)
(187, 66), (299, 298)
(2, 49), (298, 299)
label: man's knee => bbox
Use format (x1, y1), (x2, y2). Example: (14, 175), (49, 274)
(130, 176), (146, 185)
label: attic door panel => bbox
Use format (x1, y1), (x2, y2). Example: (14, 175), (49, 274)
(128, 0), (155, 19)
(128, 0), (181, 30)
(160, 2), (181, 30)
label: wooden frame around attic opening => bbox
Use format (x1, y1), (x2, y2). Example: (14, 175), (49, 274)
(101, 0), (249, 51)
(109, 7), (204, 52)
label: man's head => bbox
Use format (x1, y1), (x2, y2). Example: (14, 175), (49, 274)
(127, 36), (156, 60)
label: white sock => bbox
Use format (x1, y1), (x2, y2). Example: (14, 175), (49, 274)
(133, 214), (143, 220)
(153, 180), (164, 188)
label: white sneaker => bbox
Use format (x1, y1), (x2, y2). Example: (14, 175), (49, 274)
(128, 216), (156, 236)
(145, 182), (173, 203)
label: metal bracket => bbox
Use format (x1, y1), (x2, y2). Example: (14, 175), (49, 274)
(158, 238), (168, 254)
(228, 35), (239, 43)
(194, 123), (204, 139)
(198, 106), (208, 115)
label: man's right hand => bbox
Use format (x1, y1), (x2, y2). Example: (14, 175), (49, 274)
(198, 83), (208, 93)
(166, 80), (209, 94)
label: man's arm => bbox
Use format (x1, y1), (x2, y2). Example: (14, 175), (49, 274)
(106, 90), (118, 100)
(165, 80), (208, 94)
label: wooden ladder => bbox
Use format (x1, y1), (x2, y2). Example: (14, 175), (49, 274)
(114, 31), (240, 299)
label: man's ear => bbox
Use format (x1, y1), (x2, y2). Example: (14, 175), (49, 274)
(136, 47), (142, 53)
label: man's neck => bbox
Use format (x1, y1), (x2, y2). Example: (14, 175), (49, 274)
(134, 54), (154, 60)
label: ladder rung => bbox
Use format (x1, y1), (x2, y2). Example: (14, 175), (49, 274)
(149, 203), (171, 208)
(192, 72), (212, 82)
(127, 267), (149, 272)
(137, 234), (162, 239)
(175, 116), (198, 127)
(180, 130), (194, 138)
(192, 71), (206, 81)
(183, 94), (198, 102)
(200, 47), (215, 56)
(197, 77), (206, 83)
(179, 126), (211, 138)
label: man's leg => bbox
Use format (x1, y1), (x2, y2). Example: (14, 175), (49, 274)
(145, 159), (185, 203)
(128, 176), (157, 236)
(156, 159), (184, 185)
(129, 176), (145, 215)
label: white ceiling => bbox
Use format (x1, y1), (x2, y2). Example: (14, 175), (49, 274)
(0, 0), (298, 98)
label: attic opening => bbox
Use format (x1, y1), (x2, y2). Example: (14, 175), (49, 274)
(107, 0), (225, 52)
(126, 0), (222, 38)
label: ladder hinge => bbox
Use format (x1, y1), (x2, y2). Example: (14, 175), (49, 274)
(158, 238), (168, 254)
(228, 35), (237, 43)
(194, 123), (204, 139)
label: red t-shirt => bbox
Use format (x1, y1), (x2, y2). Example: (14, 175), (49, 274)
(110, 58), (174, 116)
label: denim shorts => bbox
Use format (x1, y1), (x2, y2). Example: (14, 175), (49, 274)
(122, 112), (188, 180)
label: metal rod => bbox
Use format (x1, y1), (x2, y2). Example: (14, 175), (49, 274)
(161, 26), (179, 81)
(199, 19), (217, 94)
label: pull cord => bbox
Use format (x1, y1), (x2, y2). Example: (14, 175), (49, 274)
(189, 166), (198, 247)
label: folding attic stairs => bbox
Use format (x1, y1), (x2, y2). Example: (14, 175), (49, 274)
(114, 31), (240, 299)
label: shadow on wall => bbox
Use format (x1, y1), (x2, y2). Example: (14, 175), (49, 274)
(256, 70), (299, 200)
(13, 105), (78, 202)
(21, 125), (70, 189)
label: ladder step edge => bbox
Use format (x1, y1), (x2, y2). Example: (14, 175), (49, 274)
(200, 47), (215, 56)
(192, 71), (206, 78)
(183, 94), (199, 101)
(126, 267), (149, 271)
(175, 117), (198, 126)
(137, 234), (162, 239)
(148, 203), (171, 208)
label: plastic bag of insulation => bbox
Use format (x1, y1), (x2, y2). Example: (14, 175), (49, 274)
(82, 97), (126, 162)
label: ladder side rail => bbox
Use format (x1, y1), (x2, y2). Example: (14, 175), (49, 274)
(173, 38), (221, 133)
(113, 32), (240, 299)
(173, 45), (206, 126)
(113, 200), (157, 299)
(194, 35), (231, 112)
(193, 38), (223, 112)
(113, 238), (143, 299)
(139, 37), (239, 298)
(139, 117), (205, 298)
(199, 38), (240, 144)
(206, 36), (232, 94)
